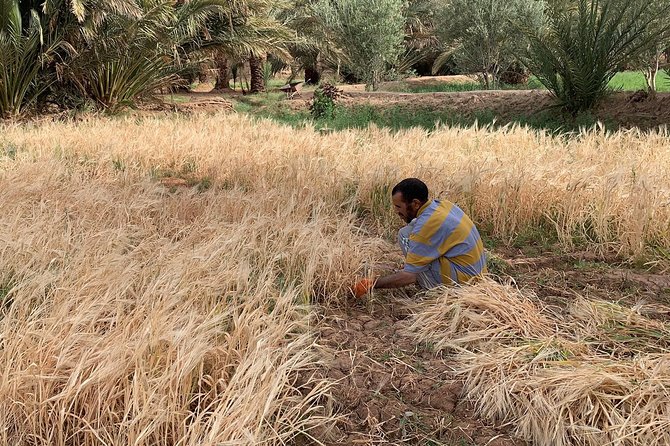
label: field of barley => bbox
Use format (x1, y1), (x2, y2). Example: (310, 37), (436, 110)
(1, 113), (669, 445)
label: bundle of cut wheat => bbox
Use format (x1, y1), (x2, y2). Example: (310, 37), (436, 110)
(405, 279), (554, 351)
(408, 280), (670, 446)
(459, 349), (670, 446)
(568, 297), (670, 356)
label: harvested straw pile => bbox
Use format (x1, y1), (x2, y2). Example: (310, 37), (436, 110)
(409, 280), (670, 446)
(460, 349), (670, 445)
(568, 297), (670, 356)
(405, 280), (555, 350)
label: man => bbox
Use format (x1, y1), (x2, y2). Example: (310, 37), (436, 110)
(352, 178), (487, 298)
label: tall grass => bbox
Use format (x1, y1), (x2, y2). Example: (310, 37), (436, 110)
(4, 113), (667, 257)
(0, 113), (669, 443)
(0, 116), (401, 443)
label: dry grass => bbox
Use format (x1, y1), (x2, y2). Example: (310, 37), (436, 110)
(2, 113), (670, 257)
(409, 280), (670, 446)
(0, 130), (391, 444)
(460, 348), (670, 446)
(2, 112), (670, 444)
(568, 297), (670, 356)
(404, 280), (555, 351)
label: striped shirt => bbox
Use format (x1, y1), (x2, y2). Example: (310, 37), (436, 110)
(403, 199), (487, 284)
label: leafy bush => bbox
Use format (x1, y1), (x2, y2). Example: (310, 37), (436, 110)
(309, 82), (341, 119)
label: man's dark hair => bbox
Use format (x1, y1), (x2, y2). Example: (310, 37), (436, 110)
(392, 178), (429, 203)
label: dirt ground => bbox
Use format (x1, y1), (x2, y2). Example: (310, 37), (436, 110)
(339, 90), (670, 129)
(167, 75), (670, 130)
(309, 248), (670, 446)
(312, 296), (522, 445)
(500, 250), (670, 316)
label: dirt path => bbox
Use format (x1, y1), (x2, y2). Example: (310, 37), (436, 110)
(160, 85), (670, 130)
(313, 296), (523, 445)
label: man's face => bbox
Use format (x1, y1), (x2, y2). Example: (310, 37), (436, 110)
(392, 192), (422, 224)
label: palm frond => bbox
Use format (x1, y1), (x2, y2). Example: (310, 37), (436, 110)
(517, 0), (670, 114)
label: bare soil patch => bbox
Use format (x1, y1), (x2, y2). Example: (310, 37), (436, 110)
(337, 75), (479, 93)
(500, 250), (670, 316)
(336, 90), (670, 129)
(312, 297), (523, 446)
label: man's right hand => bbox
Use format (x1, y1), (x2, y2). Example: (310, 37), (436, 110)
(351, 278), (374, 298)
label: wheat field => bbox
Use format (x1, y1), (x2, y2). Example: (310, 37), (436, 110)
(1, 113), (669, 445)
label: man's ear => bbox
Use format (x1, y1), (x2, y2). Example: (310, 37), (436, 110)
(411, 198), (422, 209)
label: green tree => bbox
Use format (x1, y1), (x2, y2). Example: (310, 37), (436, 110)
(519, 0), (670, 114)
(315, 0), (405, 90)
(433, 0), (544, 89)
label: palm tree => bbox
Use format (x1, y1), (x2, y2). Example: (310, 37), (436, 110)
(204, 0), (294, 93)
(2, 0), (232, 115)
(0, 0), (94, 117)
(78, 1), (235, 109)
(280, 0), (348, 85)
(0, 1), (46, 117)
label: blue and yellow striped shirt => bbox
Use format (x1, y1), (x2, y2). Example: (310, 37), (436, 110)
(403, 200), (487, 284)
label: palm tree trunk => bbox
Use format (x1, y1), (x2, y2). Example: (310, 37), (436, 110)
(197, 63), (209, 84)
(304, 53), (321, 85)
(304, 65), (321, 85)
(214, 54), (231, 90)
(644, 54), (660, 97)
(249, 54), (265, 94)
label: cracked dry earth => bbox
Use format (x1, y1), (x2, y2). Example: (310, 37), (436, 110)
(311, 296), (520, 446)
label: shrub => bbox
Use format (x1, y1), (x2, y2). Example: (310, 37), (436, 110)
(309, 82), (342, 119)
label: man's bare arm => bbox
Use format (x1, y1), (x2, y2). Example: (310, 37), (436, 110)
(373, 270), (417, 289)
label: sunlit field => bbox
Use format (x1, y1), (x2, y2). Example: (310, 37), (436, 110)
(1, 113), (669, 445)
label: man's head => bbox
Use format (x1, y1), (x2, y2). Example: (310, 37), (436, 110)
(391, 178), (429, 224)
